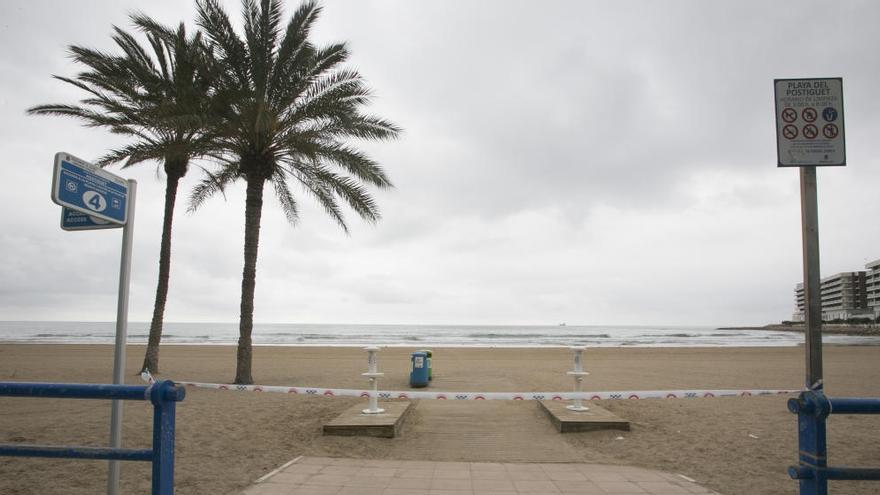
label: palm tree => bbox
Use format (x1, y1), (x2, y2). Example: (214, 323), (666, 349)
(28, 16), (216, 375)
(193, 0), (400, 384)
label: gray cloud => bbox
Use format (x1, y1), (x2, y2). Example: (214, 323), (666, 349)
(1, 0), (879, 326)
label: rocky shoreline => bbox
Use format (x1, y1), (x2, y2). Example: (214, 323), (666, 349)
(719, 323), (880, 336)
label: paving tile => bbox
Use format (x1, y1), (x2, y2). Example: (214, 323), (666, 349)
(240, 457), (719, 495)
(322, 466), (358, 476)
(623, 470), (668, 483)
(635, 481), (691, 493)
(388, 477), (431, 490)
(514, 480), (560, 493)
(291, 486), (344, 495)
(434, 469), (471, 479)
(398, 469), (435, 479)
(595, 481), (647, 493)
(284, 465), (324, 475)
(337, 487), (385, 495)
(544, 471), (586, 481)
(400, 461), (439, 469)
(470, 471), (510, 480)
(363, 468), (398, 478)
(266, 472), (312, 484)
(582, 471), (627, 482)
(383, 489), (429, 495)
(472, 478), (515, 492)
(431, 478), (474, 490)
(307, 475), (351, 486)
(508, 470), (551, 481)
(241, 484), (291, 495)
(553, 481), (604, 494)
(343, 476), (391, 488)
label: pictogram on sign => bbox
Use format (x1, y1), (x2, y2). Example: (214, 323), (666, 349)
(823, 123), (839, 139)
(803, 124), (818, 139)
(783, 125), (798, 140)
(822, 107), (838, 122)
(781, 108), (797, 123)
(801, 107), (817, 123)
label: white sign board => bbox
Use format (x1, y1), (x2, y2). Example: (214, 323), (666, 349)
(774, 78), (845, 167)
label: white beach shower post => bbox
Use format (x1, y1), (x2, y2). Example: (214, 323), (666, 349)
(567, 346), (590, 412)
(362, 346), (385, 414)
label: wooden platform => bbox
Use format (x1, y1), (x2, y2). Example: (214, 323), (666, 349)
(323, 400), (413, 438)
(538, 400), (630, 433)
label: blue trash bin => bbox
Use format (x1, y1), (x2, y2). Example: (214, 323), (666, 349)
(410, 351), (429, 388)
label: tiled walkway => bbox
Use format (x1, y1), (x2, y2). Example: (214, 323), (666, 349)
(241, 456), (721, 494)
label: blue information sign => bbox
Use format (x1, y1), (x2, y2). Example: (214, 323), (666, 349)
(61, 207), (124, 231)
(51, 152), (128, 224)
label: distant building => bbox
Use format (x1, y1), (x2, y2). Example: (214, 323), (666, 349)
(867, 258), (880, 320)
(793, 262), (876, 322)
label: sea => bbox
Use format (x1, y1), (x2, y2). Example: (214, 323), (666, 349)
(1, 321), (878, 347)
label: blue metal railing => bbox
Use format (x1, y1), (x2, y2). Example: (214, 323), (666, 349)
(788, 390), (880, 494)
(0, 380), (185, 494)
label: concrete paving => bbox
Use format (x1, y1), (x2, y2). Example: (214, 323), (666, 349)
(388, 400), (587, 462)
(241, 456), (722, 494)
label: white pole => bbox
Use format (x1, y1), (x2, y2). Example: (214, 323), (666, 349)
(567, 346), (589, 412)
(107, 180), (136, 495)
(362, 346), (385, 414)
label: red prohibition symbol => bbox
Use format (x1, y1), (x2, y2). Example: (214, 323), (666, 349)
(782, 124), (798, 140)
(801, 107), (817, 123)
(802, 124), (818, 139)
(823, 123), (839, 139)
(781, 107), (797, 123)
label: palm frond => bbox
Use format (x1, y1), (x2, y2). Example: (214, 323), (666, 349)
(196, 0), (251, 87)
(189, 164), (241, 212)
(270, 167), (299, 223)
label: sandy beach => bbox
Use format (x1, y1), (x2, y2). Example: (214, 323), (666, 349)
(1, 344), (879, 495)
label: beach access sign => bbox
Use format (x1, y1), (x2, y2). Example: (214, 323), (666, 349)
(61, 207), (123, 231)
(774, 78), (845, 167)
(51, 152), (128, 225)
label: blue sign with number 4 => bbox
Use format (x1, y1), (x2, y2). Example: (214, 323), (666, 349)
(51, 152), (128, 225)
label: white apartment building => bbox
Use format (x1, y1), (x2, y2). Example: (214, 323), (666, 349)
(867, 258), (880, 320)
(793, 263), (876, 322)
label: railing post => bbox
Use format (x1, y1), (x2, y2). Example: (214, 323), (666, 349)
(151, 381), (185, 495)
(788, 391), (831, 495)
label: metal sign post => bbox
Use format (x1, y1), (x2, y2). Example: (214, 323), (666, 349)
(776, 78), (846, 495)
(107, 179), (135, 495)
(799, 168), (823, 390)
(774, 78), (845, 390)
(50, 152), (135, 495)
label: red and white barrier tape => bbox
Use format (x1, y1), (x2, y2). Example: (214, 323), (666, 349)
(141, 371), (797, 401)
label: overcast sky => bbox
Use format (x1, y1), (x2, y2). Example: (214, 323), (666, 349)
(1, 1), (878, 327)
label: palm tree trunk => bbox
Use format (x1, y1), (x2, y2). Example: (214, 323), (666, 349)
(140, 171), (182, 375)
(235, 176), (266, 384)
